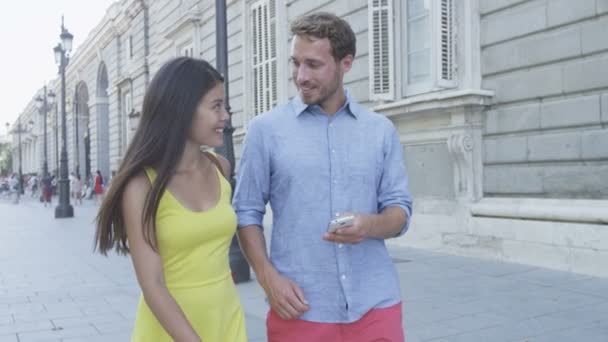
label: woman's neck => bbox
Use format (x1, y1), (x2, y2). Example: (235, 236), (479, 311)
(175, 142), (204, 173)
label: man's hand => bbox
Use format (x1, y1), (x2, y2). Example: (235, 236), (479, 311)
(260, 267), (309, 320)
(323, 213), (373, 244)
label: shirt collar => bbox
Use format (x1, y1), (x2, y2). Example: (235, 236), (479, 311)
(292, 89), (360, 119)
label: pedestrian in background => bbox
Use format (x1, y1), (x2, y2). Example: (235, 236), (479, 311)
(9, 173), (19, 204)
(94, 57), (247, 342)
(72, 174), (83, 206)
(234, 12), (412, 342)
(93, 170), (104, 204)
(41, 173), (53, 207)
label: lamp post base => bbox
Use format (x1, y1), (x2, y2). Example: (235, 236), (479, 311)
(55, 204), (74, 218)
(229, 236), (250, 283)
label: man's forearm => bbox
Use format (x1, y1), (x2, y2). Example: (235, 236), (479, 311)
(365, 206), (407, 239)
(237, 225), (276, 287)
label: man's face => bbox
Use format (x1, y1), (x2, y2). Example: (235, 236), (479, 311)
(290, 35), (352, 107)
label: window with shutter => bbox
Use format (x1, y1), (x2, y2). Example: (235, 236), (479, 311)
(438, 0), (456, 86)
(118, 85), (133, 154)
(179, 41), (194, 57)
(369, 0), (395, 100)
(397, 0), (457, 97)
(251, 0), (277, 116)
(122, 89), (132, 152)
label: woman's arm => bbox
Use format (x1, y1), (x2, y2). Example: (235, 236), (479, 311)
(123, 174), (201, 342)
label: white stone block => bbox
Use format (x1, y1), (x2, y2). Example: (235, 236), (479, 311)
(602, 93), (608, 123)
(581, 129), (608, 159)
(547, 0), (595, 27)
(482, 26), (580, 75)
(597, 0), (608, 14)
(481, 1), (546, 45)
(563, 56), (608, 93)
(484, 103), (541, 134)
(469, 217), (517, 240)
(483, 65), (562, 103)
(569, 248), (608, 277)
(480, 0), (529, 15)
(542, 163), (608, 197)
(527, 131), (581, 161)
(552, 222), (608, 251)
(582, 16), (608, 54)
(483, 165), (544, 194)
(540, 95), (601, 129)
(502, 240), (571, 273)
(483, 136), (528, 163)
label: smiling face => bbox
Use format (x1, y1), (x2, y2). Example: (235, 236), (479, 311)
(189, 82), (228, 147)
(290, 34), (353, 110)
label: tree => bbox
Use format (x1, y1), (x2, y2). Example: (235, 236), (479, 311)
(0, 142), (13, 176)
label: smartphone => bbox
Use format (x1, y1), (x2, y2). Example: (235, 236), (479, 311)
(327, 215), (355, 233)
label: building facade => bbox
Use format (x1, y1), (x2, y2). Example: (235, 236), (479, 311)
(10, 0), (608, 276)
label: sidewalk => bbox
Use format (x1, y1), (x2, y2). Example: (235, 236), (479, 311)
(1, 197), (607, 341)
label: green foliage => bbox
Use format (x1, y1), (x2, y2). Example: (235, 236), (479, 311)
(0, 142), (13, 176)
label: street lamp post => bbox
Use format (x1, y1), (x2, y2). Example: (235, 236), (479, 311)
(53, 17), (74, 219)
(54, 103), (59, 177)
(74, 99), (80, 177)
(215, 0), (250, 283)
(7, 119), (33, 195)
(36, 86), (56, 177)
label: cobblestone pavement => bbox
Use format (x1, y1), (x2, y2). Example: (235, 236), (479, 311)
(1, 197), (607, 341)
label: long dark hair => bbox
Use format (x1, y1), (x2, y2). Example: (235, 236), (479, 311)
(94, 57), (224, 255)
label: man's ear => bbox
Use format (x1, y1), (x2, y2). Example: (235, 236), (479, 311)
(340, 54), (354, 73)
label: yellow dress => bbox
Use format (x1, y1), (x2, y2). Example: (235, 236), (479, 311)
(131, 165), (247, 342)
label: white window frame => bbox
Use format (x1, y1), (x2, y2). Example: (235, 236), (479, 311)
(124, 35), (133, 71)
(402, 0), (457, 96)
(179, 40), (195, 57)
(369, 0), (396, 100)
(128, 35), (134, 61)
(248, 0), (278, 118)
(370, 0), (457, 100)
(122, 89), (132, 151)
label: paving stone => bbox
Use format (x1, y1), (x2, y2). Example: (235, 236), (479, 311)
(2, 198), (608, 341)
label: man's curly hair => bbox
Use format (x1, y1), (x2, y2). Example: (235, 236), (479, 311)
(290, 12), (357, 61)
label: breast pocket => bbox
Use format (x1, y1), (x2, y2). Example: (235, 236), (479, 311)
(347, 147), (382, 211)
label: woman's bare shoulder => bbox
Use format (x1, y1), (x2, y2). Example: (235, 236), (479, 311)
(122, 171), (152, 206)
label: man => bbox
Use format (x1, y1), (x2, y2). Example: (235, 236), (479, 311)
(234, 12), (412, 342)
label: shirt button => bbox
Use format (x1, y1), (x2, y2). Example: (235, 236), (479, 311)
(341, 274), (346, 281)
(338, 244), (343, 249)
(335, 212), (340, 217)
(331, 149), (335, 153)
(332, 179), (337, 184)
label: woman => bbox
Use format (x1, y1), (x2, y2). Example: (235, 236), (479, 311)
(73, 174), (83, 206)
(94, 57), (247, 342)
(93, 170), (104, 203)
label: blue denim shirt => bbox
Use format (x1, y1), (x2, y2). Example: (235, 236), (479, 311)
(233, 90), (413, 323)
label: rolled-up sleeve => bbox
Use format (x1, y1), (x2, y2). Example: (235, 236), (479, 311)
(233, 118), (270, 229)
(377, 123), (413, 236)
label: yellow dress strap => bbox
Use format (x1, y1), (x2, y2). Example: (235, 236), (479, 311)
(143, 167), (156, 183)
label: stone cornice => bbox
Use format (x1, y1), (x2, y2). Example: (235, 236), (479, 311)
(65, 1), (146, 92)
(162, 9), (202, 40)
(67, 5), (120, 80)
(373, 89), (495, 118)
(471, 198), (608, 224)
(126, 0), (145, 19)
(116, 76), (132, 88)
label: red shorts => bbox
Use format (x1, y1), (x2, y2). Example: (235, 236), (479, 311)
(267, 302), (405, 342)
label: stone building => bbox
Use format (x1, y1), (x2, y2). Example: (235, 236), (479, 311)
(10, 0), (608, 276)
